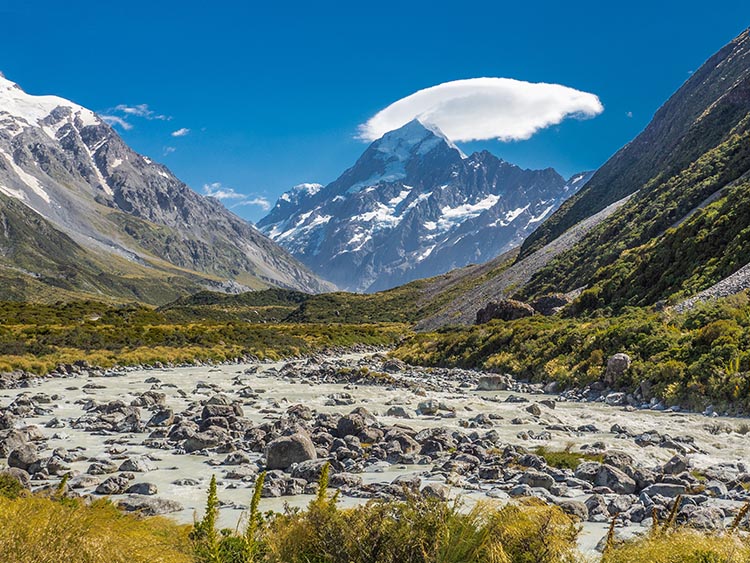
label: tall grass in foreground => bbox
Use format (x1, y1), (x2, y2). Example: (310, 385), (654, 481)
(191, 464), (581, 563)
(0, 495), (193, 563)
(602, 529), (750, 563)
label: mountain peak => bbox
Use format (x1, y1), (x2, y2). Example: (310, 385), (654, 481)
(373, 118), (464, 158)
(0, 72), (99, 129)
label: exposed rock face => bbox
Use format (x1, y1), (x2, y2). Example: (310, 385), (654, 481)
(265, 433), (317, 470)
(259, 119), (592, 292)
(604, 353), (632, 386)
(0, 74), (332, 302)
(475, 299), (536, 324)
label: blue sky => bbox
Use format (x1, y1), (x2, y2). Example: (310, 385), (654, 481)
(0, 1), (747, 222)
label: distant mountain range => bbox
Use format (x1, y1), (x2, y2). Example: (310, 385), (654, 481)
(0, 74), (332, 303)
(258, 119), (592, 292)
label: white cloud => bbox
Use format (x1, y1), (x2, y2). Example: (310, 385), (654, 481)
(203, 183), (270, 211)
(203, 182), (245, 200)
(171, 127), (190, 137)
(626, 111), (633, 118)
(163, 146), (176, 155)
(101, 115), (133, 130)
(358, 77), (604, 142)
(114, 104), (170, 121)
(100, 103), (170, 130)
(233, 197), (271, 211)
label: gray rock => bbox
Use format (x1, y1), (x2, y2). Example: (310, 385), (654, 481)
(525, 404), (542, 417)
(266, 433), (317, 470)
(117, 495), (183, 515)
(476, 375), (510, 391)
(557, 500), (588, 521)
(520, 469), (554, 489)
(417, 399), (440, 416)
(386, 406), (411, 419)
(641, 483), (686, 497)
(95, 475), (130, 495)
(8, 444), (39, 472)
(421, 482), (450, 500)
(476, 299), (536, 324)
(118, 457), (157, 473)
(125, 482), (158, 495)
(663, 455), (688, 475)
(604, 353), (631, 385)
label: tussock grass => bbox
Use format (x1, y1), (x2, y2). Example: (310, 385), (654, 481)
(602, 529), (750, 563)
(0, 495), (193, 563)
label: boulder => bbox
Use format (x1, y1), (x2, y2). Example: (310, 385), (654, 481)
(336, 413), (366, 438)
(520, 469), (554, 489)
(95, 475), (130, 495)
(117, 495), (183, 515)
(417, 399), (440, 416)
(266, 433), (317, 470)
(663, 455), (688, 475)
(476, 375), (511, 391)
(557, 500), (588, 521)
(125, 482), (158, 495)
(604, 353), (631, 385)
(476, 299), (535, 324)
(386, 406), (411, 419)
(641, 483), (686, 497)
(525, 404), (542, 417)
(7, 445), (39, 472)
(118, 457), (157, 473)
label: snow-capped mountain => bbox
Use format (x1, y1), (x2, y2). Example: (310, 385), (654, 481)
(0, 73), (333, 301)
(258, 119), (592, 292)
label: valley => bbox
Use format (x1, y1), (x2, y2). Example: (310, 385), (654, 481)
(0, 12), (749, 563)
(4, 351), (750, 559)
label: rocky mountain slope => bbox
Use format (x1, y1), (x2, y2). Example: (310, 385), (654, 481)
(258, 119), (591, 292)
(0, 74), (332, 303)
(507, 29), (750, 310)
(400, 28), (750, 325)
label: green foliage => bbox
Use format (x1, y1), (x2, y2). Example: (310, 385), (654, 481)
(0, 300), (407, 375)
(522, 121), (750, 310)
(394, 293), (750, 413)
(534, 446), (603, 470)
(192, 475), (221, 563)
(0, 473), (26, 500)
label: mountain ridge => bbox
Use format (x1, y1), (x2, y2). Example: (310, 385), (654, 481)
(259, 119), (591, 292)
(0, 74), (333, 303)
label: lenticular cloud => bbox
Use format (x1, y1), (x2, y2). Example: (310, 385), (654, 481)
(358, 78), (603, 142)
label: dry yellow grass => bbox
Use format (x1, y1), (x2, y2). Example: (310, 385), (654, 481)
(0, 496), (193, 563)
(602, 529), (750, 563)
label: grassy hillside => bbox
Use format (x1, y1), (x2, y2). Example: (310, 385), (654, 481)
(521, 29), (750, 259)
(521, 118), (750, 308)
(512, 30), (750, 316)
(0, 192), (265, 305)
(394, 292), (750, 413)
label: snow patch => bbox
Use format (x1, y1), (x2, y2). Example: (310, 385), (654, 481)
(0, 148), (51, 203)
(0, 74), (99, 130)
(437, 194), (500, 230)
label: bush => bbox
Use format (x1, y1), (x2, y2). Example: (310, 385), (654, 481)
(193, 464), (581, 563)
